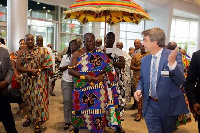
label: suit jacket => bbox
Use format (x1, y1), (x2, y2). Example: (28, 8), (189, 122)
(0, 47), (13, 95)
(186, 50), (200, 106)
(136, 48), (188, 116)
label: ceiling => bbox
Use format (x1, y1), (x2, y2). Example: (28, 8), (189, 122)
(0, 0), (55, 11)
(182, 0), (200, 5)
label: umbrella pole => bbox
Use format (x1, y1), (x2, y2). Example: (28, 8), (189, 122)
(104, 11), (107, 50)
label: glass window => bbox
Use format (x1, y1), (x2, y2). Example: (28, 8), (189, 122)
(120, 31), (126, 39)
(88, 22), (93, 33)
(28, 0), (56, 21)
(120, 23), (126, 31)
(120, 22), (145, 52)
(175, 20), (189, 38)
(72, 25), (83, 34)
(170, 20), (175, 36)
(28, 19), (56, 47)
(0, 5), (7, 22)
(190, 22), (197, 38)
(60, 33), (82, 51)
(170, 18), (197, 56)
(100, 22), (111, 42)
(60, 7), (84, 51)
(60, 34), (70, 51)
(61, 23), (71, 33)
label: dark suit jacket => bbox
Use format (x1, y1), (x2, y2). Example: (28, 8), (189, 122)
(186, 50), (200, 106)
(0, 47), (13, 95)
(136, 48), (188, 116)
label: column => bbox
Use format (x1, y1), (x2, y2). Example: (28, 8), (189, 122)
(196, 19), (200, 51)
(7, 0), (28, 52)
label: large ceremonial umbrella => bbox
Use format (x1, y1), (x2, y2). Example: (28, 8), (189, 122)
(64, 0), (152, 47)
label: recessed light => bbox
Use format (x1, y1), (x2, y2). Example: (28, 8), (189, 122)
(37, 2), (40, 4)
(29, 9), (32, 11)
(47, 10), (50, 13)
(0, 4), (2, 7)
(43, 7), (46, 9)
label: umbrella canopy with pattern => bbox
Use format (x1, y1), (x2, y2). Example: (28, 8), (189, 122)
(64, 0), (152, 25)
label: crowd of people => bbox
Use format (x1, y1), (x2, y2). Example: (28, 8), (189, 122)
(0, 27), (200, 133)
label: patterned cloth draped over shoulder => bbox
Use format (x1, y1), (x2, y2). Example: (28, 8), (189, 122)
(9, 51), (23, 103)
(72, 48), (121, 133)
(10, 51), (21, 89)
(20, 46), (53, 124)
(176, 54), (192, 126)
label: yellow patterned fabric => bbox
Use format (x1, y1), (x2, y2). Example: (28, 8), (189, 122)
(20, 46), (53, 124)
(64, 0), (152, 25)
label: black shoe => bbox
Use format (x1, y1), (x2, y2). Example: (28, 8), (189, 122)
(70, 128), (79, 133)
(63, 123), (70, 130)
(130, 105), (137, 110)
(50, 91), (56, 96)
(116, 127), (126, 133)
(134, 114), (141, 122)
(174, 126), (178, 131)
(22, 119), (31, 127)
(34, 125), (42, 133)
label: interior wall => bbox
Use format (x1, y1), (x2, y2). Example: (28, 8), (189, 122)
(144, 1), (174, 44)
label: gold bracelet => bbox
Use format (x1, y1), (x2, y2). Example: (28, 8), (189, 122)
(80, 75), (85, 79)
(68, 66), (73, 69)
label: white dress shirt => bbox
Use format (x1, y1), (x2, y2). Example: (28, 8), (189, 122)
(136, 48), (177, 96)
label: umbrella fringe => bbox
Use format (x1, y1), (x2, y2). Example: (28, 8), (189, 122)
(64, 7), (152, 20)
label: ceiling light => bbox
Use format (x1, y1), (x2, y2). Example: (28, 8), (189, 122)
(37, 2), (40, 4)
(0, 4), (2, 7)
(47, 10), (50, 13)
(43, 7), (46, 9)
(29, 9), (32, 12)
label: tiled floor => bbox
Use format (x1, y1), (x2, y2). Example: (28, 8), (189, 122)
(0, 79), (198, 133)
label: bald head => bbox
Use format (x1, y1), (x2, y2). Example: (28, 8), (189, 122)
(116, 42), (123, 50)
(179, 49), (186, 55)
(47, 44), (52, 49)
(134, 39), (141, 50)
(129, 47), (135, 56)
(36, 35), (43, 47)
(25, 34), (35, 49)
(129, 47), (134, 51)
(96, 39), (102, 47)
(167, 41), (177, 50)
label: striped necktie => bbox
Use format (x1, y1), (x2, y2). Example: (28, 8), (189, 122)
(150, 55), (158, 99)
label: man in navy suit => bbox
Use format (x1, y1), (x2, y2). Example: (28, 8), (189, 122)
(134, 28), (188, 133)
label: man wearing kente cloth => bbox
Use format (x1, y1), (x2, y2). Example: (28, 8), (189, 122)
(17, 34), (53, 133)
(68, 33), (121, 133)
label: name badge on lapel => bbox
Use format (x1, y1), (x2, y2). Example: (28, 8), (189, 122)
(161, 70), (169, 77)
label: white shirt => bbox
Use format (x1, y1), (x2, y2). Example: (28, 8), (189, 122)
(106, 47), (123, 56)
(136, 48), (177, 95)
(59, 54), (73, 82)
(96, 45), (104, 50)
(149, 48), (177, 96)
